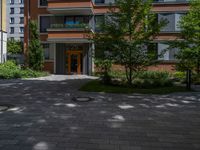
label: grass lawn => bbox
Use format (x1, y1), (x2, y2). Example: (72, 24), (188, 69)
(80, 80), (192, 94)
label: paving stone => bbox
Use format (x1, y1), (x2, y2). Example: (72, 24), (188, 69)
(0, 76), (199, 150)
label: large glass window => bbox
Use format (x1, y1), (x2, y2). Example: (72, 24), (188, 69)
(175, 13), (185, 31)
(158, 13), (186, 32)
(40, 16), (51, 33)
(64, 16), (89, 25)
(158, 43), (179, 60)
(95, 15), (104, 31)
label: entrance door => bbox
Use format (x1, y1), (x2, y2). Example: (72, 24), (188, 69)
(66, 51), (82, 74)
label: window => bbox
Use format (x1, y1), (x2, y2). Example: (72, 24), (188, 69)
(19, 27), (24, 33)
(42, 43), (54, 60)
(10, 18), (15, 24)
(10, 0), (14, 4)
(19, 0), (24, 4)
(40, 16), (50, 33)
(20, 17), (24, 24)
(39, 0), (48, 6)
(95, 15), (104, 31)
(10, 37), (15, 41)
(10, 27), (14, 34)
(175, 13), (185, 31)
(10, 8), (14, 14)
(158, 43), (179, 60)
(95, 0), (115, 4)
(20, 37), (24, 42)
(158, 13), (186, 32)
(20, 7), (24, 14)
(95, 0), (105, 4)
(64, 16), (89, 25)
(147, 43), (158, 60)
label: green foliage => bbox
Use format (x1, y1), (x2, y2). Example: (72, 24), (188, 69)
(135, 71), (171, 80)
(173, 71), (186, 83)
(91, 0), (167, 85)
(95, 59), (112, 84)
(28, 20), (44, 71)
(0, 61), (48, 79)
(7, 39), (23, 54)
(192, 73), (200, 85)
(80, 80), (189, 94)
(171, 0), (200, 73)
(0, 61), (21, 79)
(132, 71), (173, 88)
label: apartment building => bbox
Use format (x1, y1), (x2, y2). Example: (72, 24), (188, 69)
(24, 0), (189, 74)
(0, 0), (7, 63)
(7, 0), (24, 42)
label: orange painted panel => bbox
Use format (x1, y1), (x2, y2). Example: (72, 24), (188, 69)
(48, 0), (93, 8)
(48, 31), (89, 39)
(155, 33), (181, 41)
(152, 4), (189, 12)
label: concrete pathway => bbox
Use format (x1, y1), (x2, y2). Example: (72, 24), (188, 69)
(26, 75), (98, 81)
(0, 77), (200, 150)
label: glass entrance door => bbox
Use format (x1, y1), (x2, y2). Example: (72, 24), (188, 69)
(66, 51), (82, 74)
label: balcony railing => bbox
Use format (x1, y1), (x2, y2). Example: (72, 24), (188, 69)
(49, 23), (91, 30)
(47, 0), (94, 15)
(153, 0), (189, 3)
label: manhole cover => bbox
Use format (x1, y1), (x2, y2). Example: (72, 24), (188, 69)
(0, 104), (14, 112)
(72, 97), (94, 102)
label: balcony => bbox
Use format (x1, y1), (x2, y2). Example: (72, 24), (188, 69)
(47, 23), (93, 43)
(47, 0), (94, 15)
(153, 0), (189, 4)
(93, 0), (115, 5)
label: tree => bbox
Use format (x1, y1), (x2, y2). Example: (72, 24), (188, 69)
(91, 0), (166, 85)
(7, 39), (23, 54)
(172, 0), (200, 74)
(28, 20), (44, 71)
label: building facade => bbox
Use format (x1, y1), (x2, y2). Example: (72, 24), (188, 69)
(24, 0), (189, 74)
(7, 0), (24, 42)
(0, 0), (7, 63)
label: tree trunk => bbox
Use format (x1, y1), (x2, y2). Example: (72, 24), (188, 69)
(197, 58), (200, 75)
(125, 66), (133, 86)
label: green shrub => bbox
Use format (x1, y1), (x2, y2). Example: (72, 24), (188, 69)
(173, 71), (186, 83)
(95, 59), (112, 84)
(0, 61), (21, 79)
(192, 73), (200, 85)
(132, 71), (173, 88)
(0, 61), (48, 79)
(135, 71), (171, 80)
(20, 69), (48, 78)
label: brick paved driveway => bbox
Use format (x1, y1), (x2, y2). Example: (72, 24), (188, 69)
(0, 78), (200, 150)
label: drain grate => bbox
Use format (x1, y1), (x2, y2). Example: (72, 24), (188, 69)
(72, 97), (94, 102)
(0, 104), (14, 112)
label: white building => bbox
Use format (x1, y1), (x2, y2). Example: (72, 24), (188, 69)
(7, 0), (24, 42)
(0, 0), (7, 63)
